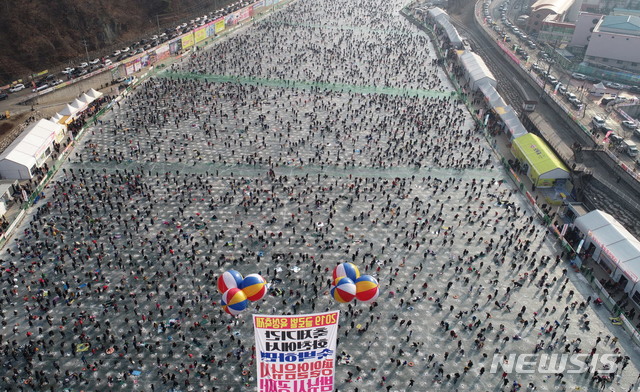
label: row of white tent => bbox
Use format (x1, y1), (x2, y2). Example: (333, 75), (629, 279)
(424, 7), (464, 49)
(0, 88), (104, 180)
(574, 210), (640, 300)
(419, 7), (530, 140)
(52, 88), (104, 121)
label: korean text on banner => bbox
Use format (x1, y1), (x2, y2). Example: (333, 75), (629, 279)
(194, 27), (207, 43)
(182, 34), (195, 50)
(214, 18), (226, 33)
(155, 44), (170, 61)
(236, 5), (252, 23)
(254, 311), (339, 392)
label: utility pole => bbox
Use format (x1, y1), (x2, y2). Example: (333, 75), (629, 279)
(157, 15), (161, 34)
(538, 40), (559, 101)
(82, 39), (90, 63)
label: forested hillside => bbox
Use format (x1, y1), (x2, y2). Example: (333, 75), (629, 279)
(0, 0), (219, 82)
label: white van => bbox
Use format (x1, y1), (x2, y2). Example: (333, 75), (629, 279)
(591, 116), (606, 129)
(623, 140), (639, 157)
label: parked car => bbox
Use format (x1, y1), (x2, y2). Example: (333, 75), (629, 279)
(629, 86), (640, 93)
(569, 97), (582, 106)
(571, 100), (584, 110)
(78, 62), (88, 68)
(62, 67), (75, 74)
(103, 59), (113, 66)
(622, 120), (638, 130)
(89, 58), (100, 65)
(605, 81), (623, 89)
(610, 134), (624, 144)
(0, 92), (8, 100)
(50, 79), (63, 86)
(112, 50), (121, 57)
(9, 83), (25, 92)
(32, 84), (49, 92)
(592, 116), (606, 128)
(121, 47), (130, 52)
(571, 73), (586, 80)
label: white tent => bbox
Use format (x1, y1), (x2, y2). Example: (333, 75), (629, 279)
(425, 8), (463, 48)
(574, 210), (640, 294)
(479, 83), (506, 109)
(589, 82), (606, 97)
(0, 119), (61, 179)
(440, 19), (463, 48)
(70, 98), (87, 113)
(87, 88), (104, 100)
(78, 93), (95, 105)
(59, 104), (80, 117)
(459, 51), (497, 91)
(50, 113), (63, 123)
(495, 105), (528, 139)
(427, 7), (448, 24)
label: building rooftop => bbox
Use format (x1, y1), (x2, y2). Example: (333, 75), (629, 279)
(531, 0), (575, 16)
(598, 15), (640, 35)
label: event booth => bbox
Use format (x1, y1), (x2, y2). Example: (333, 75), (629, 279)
(511, 133), (570, 188)
(574, 210), (640, 302)
(0, 119), (65, 180)
(458, 51), (497, 91)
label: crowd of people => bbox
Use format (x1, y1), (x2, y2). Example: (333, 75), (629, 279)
(0, 0), (638, 390)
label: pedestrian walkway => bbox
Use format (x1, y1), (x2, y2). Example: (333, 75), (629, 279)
(161, 71), (453, 98)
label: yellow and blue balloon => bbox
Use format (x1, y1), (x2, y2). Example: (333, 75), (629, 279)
(217, 270), (243, 294)
(355, 275), (379, 303)
(221, 288), (248, 316)
(333, 262), (360, 281)
(240, 274), (267, 302)
(331, 276), (357, 303)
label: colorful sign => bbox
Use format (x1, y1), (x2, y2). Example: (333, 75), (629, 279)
(225, 12), (237, 26)
(236, 5), (253, 23)
(124, 58), (142, 76)
(182, 33), (195, 50)
(194, 26), (207, 43)
(254, 311), (339, 392)
(156, 44), (170, 61)
(214, 18), (226, 33)
(169, 40), (182, 55)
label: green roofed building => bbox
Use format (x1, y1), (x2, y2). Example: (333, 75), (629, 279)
(511, 133), (570, 188)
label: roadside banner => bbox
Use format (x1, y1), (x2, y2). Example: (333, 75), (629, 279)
(236, 5), (252, 23)
(194, 26), (207, 43)
(214, 17), (226, 33)
(182, 34), (195, 50)
(169, 40), (182, 55)
(156, 44), (170, 61)
(253, 311), (339, 392)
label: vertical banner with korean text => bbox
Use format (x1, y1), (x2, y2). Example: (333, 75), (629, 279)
(254, 311), (339, 392)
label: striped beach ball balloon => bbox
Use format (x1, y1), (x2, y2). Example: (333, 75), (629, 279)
(355, 275), (379, 303)
(221, 288), (248, 315)
(240, 274), (267, 302)
(333, 262), (360, 281)
(217, 270), (244, 294)
(331, 277), (356, 303)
